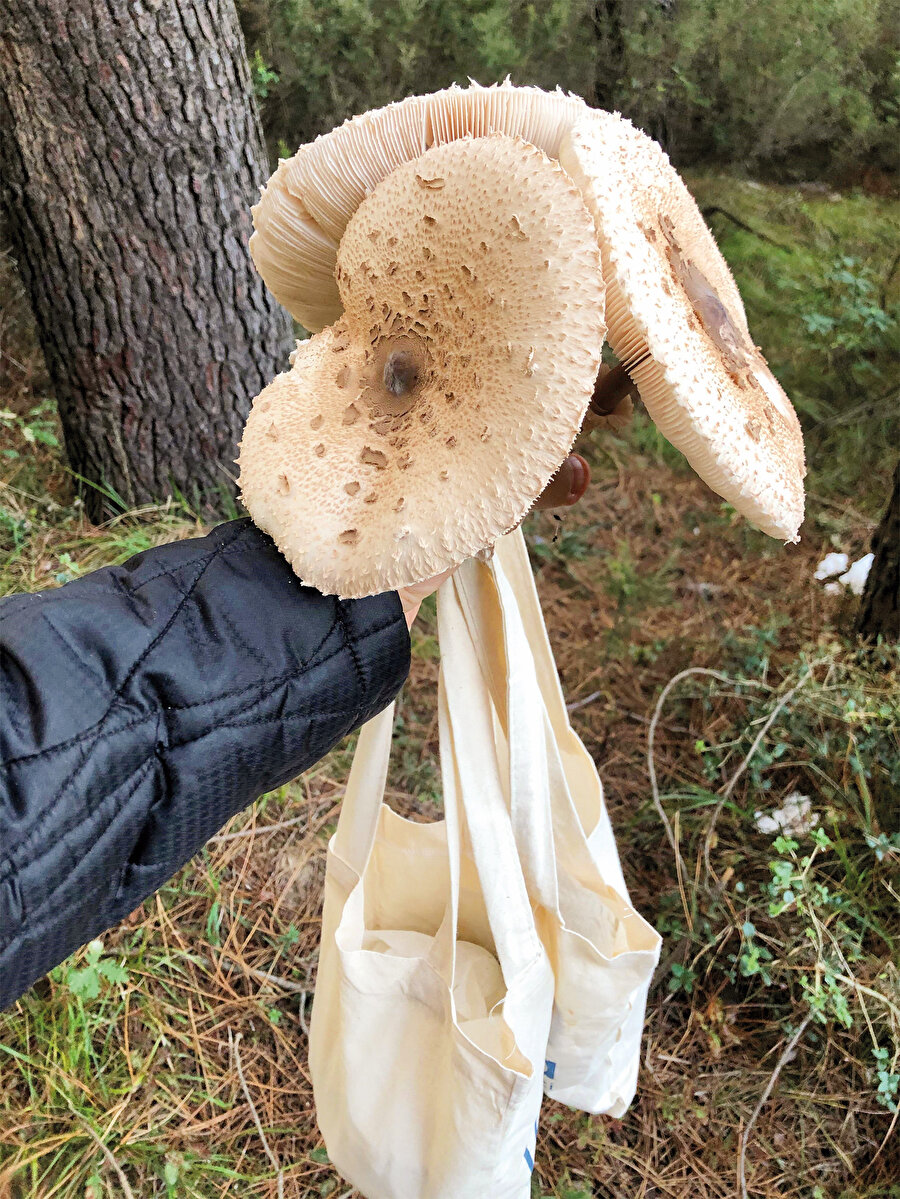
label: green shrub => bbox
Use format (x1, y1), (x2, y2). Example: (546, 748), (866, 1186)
(237, 0), (899, 178)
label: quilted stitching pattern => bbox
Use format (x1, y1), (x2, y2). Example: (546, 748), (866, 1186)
(0, 519), (410, 1008)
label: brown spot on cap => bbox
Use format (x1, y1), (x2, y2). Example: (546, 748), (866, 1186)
(361, 446), (389, 469)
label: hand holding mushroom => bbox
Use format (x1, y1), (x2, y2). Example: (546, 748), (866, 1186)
(398, 450), (591, 626)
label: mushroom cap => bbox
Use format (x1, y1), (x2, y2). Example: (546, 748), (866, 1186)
(238, 134), (605, 598)
(559, 113), (805, 541)
(250, 81), (589, 332)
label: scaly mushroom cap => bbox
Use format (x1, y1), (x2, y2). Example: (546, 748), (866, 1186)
(559, 113), (806, 541)
(250, 81), (589, 332)
(238, 134), (605, 597)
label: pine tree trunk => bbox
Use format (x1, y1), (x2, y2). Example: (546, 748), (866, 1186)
(590, 0), (625, 111)
(0, 0), (292, 520)
(855, 460), (900, 642)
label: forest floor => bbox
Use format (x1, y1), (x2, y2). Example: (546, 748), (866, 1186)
(1, 178), (898, 1198)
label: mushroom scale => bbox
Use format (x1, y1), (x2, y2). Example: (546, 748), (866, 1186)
(250, 81), (589, 333)
(558, 113), (805, 542)
(238, 134), (605, 598)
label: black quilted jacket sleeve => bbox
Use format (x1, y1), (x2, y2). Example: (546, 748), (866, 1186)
(0, 519), (410, 1008)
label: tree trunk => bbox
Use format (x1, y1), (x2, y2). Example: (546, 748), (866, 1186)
(0, 0), (292, 520)
(855, 460), (900, 642)
(590, 0), (625, 111)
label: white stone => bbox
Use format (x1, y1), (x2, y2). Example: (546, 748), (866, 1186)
(814, 551), (849, 581)
(838, 553), (874, 596)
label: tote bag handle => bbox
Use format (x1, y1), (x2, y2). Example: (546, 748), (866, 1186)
(454, 551), (601, 910)
(493, 530), (577, 738)
(493, 530), (629, 895)
(331, 702), (396, 880)
(438, 567), (545, 983)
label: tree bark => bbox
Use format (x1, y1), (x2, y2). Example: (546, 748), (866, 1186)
(0, 0), (292, 519)
(855, 460), (899, 642)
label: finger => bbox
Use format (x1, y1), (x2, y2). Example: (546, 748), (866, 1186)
(398, 565), (456, 628)
(534, 452), (591, 510)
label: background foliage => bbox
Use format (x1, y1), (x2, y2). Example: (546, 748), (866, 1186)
(238, 0), (899, 179)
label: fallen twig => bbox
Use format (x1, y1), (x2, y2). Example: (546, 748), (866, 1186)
(819, 389), (899, 429)
(737, 1014), (813, 1199)
(701, 205), (793, 252)
(298, 991), (311, 1039)
(703, 669), (816, 875)
(566, 688), (603, 713)
(57, 1089), (136, 1199)
(230, 1030), (284, 1199)
(647, 667), (743, 861)
(806, 490), (876, 527)
(209, 813), (310, 844)
(214, 951), (307, 995)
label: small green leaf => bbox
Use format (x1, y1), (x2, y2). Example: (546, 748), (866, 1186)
(773, 835), (798, 855)
(67, 966), (100, 999)
(97, 958), (129, 985)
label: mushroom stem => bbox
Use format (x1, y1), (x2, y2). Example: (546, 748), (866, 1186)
(590, 352), (647, 415)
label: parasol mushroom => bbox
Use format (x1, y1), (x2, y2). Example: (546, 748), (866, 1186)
(558, 113), (805, 541)
(249, 81), (589, 333)
(244, 83), (806, 596)
(238, 133), (605, 597)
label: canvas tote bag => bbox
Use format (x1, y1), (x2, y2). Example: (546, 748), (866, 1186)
(454, 530), (661, 1116)
(308, 570), (554, 1199)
